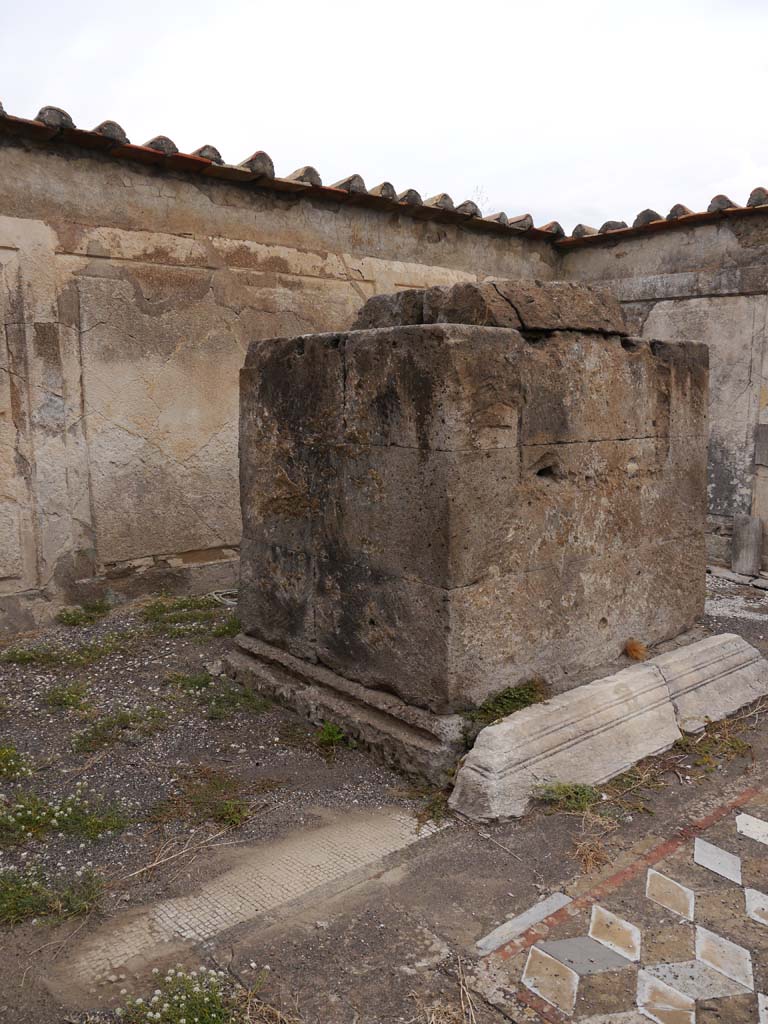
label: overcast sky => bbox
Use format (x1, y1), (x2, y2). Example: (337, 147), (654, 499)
(2, 0), (767, 232)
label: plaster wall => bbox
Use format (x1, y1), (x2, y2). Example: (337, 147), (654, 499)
(0, 137), (557, 632)
(560, 217), (768, 566)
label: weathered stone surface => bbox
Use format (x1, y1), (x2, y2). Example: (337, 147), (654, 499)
(238, 314), (708, 720)
(0, 136), (561, 632)
(652, 632), (768, 733)
(451, 632), (768, 820)
(599, 220), (628, 233)
(349, 290), (426, 329)
(573, 224), (598, 237)
(226, 635), (466, 786)
(422, 282), (523, 328)
(449, 663), (680, 820)
(731, 514), (763, 576)
(352, 278), (627, 335)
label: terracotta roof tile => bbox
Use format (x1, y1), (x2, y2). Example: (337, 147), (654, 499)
(192, 145), (223, 164)
(144, 135), (178, 156)
(632, 209), (662, 228)
(36, 106), (75, 131)
(331, 173), (367, 193)
(0, 105), (570, 241)
(239, 150), (275, 177)
(286, 166), (322, 186)
(708, 194), (739, 213)
(425, 193), (454, 210)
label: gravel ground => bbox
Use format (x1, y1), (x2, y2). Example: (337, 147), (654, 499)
(1, 574), (767, 1023)
(0, 594), (424, 1023)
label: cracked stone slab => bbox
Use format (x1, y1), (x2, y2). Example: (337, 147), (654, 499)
(652, 632), (768, 733)
(450, 662), (680, 820)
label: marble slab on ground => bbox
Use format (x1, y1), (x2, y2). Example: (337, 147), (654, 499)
(451, 633), (768, 822)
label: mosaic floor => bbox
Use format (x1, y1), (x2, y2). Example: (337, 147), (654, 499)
(476, 786), (768, 1022)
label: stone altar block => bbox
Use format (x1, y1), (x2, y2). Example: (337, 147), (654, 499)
(228, 281), (709, 783)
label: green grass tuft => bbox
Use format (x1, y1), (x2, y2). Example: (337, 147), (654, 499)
(118, 967), (244, 1023)
(151, 766), (271, 828)
(0, 745), (32, 780)
(56, 599), (111, 627)
(45, 680), (91, 710)
(535, 782), (602, 813)
(0, 786), (129, 847)
(1, 633), (133, 669)
(0, 866), (103, 925)
(72, 706), (167, 753)
(466, 679), (548, 727)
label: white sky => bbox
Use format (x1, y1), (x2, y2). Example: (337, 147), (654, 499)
(2, 0), (767, 232)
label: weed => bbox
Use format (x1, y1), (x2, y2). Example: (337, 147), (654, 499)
(314, 721), (355, 756)
(0, 866), (102, 925)
(211, 614), (241, 638)
(277, 721), (314, 747)
(72, 706), (166, 752)
(624, 638), (648, 661)
(415, 788), (450, 827)
(72, 710), (138, 752)
(166, 672), (268, 720)
(142, 595), (220, 637)
(206, 685), (270, 721)
(1, 633), (133, 669)
(167, 670), (212, 692)
(152, 766), (274, 828)
(0, 783), (128, 847)
(0, 645), (62, 667)
(466, 679), (547, 727)
(675, 722), (753, 773)
(56, 599), (111, 627)
(0, 745), (32, 780)
(45, 680), (91, 710)
(535, 782), (602, 813)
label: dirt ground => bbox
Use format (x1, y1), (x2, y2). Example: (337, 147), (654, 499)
(1, 575), (767, 1023)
